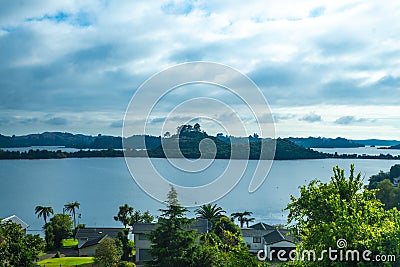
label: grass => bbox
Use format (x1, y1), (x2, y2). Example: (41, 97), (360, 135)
(37, 256), (94, 266)
(62, 238), (78, 248)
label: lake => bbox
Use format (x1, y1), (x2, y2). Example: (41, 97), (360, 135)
(1, 157), (399, 236)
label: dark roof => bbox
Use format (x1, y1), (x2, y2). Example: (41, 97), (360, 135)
(133, 219), (210, 235)
(249, 222), (275, 231)
(132, 223), (155, 234)
(76, 228), (124, 248)
(263, 229), (296, 245)
(80, 235), (107, 248)
(1, 215), (29, 230)
(241, 228), (274, 237)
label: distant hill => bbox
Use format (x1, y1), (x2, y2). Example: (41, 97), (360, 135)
(145, 130), (326, 160)
(285, 137), (364, 148)
(0, 132), (161, 150)
(352, 139), (400, 147)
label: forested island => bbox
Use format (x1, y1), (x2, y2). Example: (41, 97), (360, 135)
(1, 124), (400, 160)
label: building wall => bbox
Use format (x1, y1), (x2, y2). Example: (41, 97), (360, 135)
(79, 244), (99, 256)
(134, 233), (153, 262)
(243, 236), (264, 252)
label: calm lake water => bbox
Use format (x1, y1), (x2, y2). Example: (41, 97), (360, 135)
(1, 158), (399, 236)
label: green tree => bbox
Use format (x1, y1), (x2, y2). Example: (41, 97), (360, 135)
(44, 214), (73, 249)
(94, 237), (122, 267)
(368, 170), (389, 189)
(230, 211), (253, 228)
(376, 179), (400, 210)
(286, 164), (400, 266)
(34, 205), (54, 224)
(195, 204), (226, 228)
(242, 217), (255, 228)
(390, 164), (400, 181)
(139, 210), (155, 223)
(148, 204), (198, 266)
(0, 221), (45, 266)
(114, 204), (134, 228)
(64, 201), (80, 237)
(117, 229), (135, 262)
(213, 216), (240, 240)
(148, 186), (199, 267)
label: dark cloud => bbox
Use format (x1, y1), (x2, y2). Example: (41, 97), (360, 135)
(44, 117), (68, 125)
(299, 113), (322, 123)
(110, 120), (123, 128)
(334, 116), (369, 125)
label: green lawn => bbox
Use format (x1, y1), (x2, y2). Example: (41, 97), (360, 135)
(62, 238), (78, 248)
(37, 256), (94, 266)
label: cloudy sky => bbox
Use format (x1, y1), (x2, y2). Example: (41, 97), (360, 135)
(1, 0), (400, 139)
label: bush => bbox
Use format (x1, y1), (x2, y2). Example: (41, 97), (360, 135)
(118, 261), (136, 267)
(54, 251), (61, 258)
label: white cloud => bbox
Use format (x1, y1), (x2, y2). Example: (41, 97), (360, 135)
(0, 1), (400, 138)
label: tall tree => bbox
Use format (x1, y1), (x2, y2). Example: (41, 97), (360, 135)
(114, 204), (134, 228)
(34, 205), (54, 224)
(195, 203), (225, 227)
(64, 201), (80, 237)
(286, 164), (400, 266)
(148, 187), (198, 267)
(230, 211), (253, 228)
(242, 217), (255, 228)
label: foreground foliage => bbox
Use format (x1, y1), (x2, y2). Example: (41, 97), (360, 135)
(0, 221), (45, 266)
(286, 164), (400, 266)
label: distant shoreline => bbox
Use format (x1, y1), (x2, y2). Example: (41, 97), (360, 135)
(1, 148), (400, 160)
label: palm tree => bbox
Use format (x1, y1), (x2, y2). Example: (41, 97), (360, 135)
(34, 206), (54, 224)
(231, 211), (253, 228)
(114, 204), (134, 228)
(64, 201), (80, 237)
(195, 204), (225, 228)
(243, 217), (255, 228)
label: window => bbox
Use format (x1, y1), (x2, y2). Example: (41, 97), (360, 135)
(138, 234), (148, 240)
(253, 236), (261, 243)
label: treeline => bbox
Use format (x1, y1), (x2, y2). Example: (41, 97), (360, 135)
(0, 132), (162, 149)
(0, 148), (123, 159)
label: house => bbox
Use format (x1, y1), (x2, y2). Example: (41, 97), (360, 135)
(132, 219), (210, 263)
(241, 222), (297, 258)
(1, 215), (29, 234)
(76, 227), (124, 256)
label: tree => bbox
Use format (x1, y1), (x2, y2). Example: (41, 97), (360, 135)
(64, 201), (80, 237)
(117, 229), (135, 262)
(193, 123), (201, 132)
(242, 217), (255, 228)
(376, 179), (400, 210)
(195, 204), (225, 228)
(213, 216), (240, 241)
(166, 184), (179, 206)
(390, 164), (400, 181)
(114, 204), (134, 228)
(148, 187), (198, 267)
(230, 211), (253, 228)
(0, 221), (45, 266)
(44, 214), (73, 249)
(286, 164), (400, 266)
(94, 237), (122, 267)
(34, 205), (54, 224)
(368, 170), (389, 189)
(139, 210), (155, 223)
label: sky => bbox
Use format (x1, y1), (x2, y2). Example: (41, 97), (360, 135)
(1, 0), (400, 139)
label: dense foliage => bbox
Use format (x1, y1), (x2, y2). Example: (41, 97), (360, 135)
(286, 165), (400, 266)
(0, 222), (45, 266)
(44, 214), (73, 249)
(94, 237), (123, 267)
